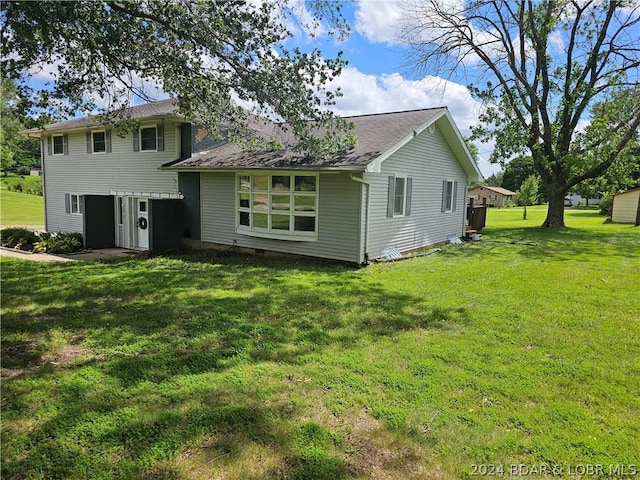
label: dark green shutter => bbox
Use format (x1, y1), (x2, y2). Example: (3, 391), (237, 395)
(387, 176), (395, 218)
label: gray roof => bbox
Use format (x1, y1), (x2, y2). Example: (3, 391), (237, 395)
(165, 108), (447, 170)
(23, 98), (180, 134)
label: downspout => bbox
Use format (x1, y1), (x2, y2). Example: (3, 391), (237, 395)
(39, 134), (48, 231)
(350, 174), (370, 265)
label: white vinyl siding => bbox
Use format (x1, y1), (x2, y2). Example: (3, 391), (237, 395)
(366, 123), (468, 258)
(201, 172), (362, 262)
(43, 124), (179, 234)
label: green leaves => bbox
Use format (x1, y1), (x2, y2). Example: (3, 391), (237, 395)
(1, 0), (351, 157)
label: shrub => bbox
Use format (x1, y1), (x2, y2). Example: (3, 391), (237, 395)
(16, 166), (31, 176)
(0, 227), (39, 251)
(5, 177), (42, 195)
(599, 193), (612, 216)
(33, 232), (83, 254)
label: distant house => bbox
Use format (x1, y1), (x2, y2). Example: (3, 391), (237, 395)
(24, 99), (481, 263)
(29, 167), (42, 176)
(611, 188), (640, 226)
(467, 185), (516, 208)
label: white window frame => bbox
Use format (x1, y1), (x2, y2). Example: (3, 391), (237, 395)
(393, 175), (407, 217)
(52, 134), (65, 155)
(70, 194), (82, 215)
(139, 125), (158, 152)
(445, 180), (454, 212)
(236, 172), (319, 241)
(92, 130), (107, 154)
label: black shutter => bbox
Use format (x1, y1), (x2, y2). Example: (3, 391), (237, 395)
(387, 176), (395, 218)
(133, 127), (139, 152)
(405, 177), (413, 216)
(157, 125), (164, 151)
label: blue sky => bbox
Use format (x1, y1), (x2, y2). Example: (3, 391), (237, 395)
(286, 0), (499, 177)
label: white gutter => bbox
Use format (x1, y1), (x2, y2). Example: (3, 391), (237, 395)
(350, 174), (371, 264)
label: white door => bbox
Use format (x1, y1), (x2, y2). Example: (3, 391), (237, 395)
(136, 198), (149, 249)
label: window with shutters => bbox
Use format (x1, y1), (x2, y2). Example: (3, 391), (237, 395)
(65, 193), (83, 215)
(92, 130), (106, 153)
(52, 135), (65, 155)
(387, 175), (412, 218)
(236, 173), (318, 241)
(134, 124), (164, 152)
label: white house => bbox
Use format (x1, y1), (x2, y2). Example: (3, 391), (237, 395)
(25, 99), (482, 263)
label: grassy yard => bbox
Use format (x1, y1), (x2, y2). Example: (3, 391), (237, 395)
(1, 208), (639, 479)
(0, 188), (44, 226)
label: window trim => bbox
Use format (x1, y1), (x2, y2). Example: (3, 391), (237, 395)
(442, 179), (457, 213)
(91, 130), (107, 154)
(52, 134), (65, 155)
(66, 193), (83, 215)
(393, 175), (407, 217)
(236, 172), (319, 241)
(139, 125), (158, 152)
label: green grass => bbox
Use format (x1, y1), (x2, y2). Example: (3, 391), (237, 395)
(2, 208), (639, 479)
(0, 188), (44, 226)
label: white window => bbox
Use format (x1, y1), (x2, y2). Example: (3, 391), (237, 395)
(394, 176), (407, 216)
(237, 173), (318, 240)
(140, 126), (157, 151)
(65, 193), (83, 215)
(92, 130), (106, 153)
(52, 135), (65, 155)
(442, 180), (457, 213)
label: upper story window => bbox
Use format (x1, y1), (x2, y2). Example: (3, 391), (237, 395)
(140, 126), (157, 151)
(53, 134), (65, 155)
(92, 131), (106, 153)
(237, 173), (318, 241)
(134, 124), (164, 152)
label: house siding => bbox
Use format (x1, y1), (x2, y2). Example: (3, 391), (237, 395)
(42, 123), (180, 233)
(200, 171), (362, 262)
(365, 124), (468, 259)
(612, 189), (640, 223)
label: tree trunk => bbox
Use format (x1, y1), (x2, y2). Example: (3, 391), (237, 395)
(542, 191), (566, 228)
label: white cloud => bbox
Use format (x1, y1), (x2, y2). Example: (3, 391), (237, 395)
(354, 0), (404, 44)
(327, 66), (499, 177)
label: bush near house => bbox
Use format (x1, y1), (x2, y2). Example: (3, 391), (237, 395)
(5, 176), (42, 196)
(0, 228), (83, 254)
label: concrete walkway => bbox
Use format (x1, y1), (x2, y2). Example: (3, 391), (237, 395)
(0, 247), (144, 262)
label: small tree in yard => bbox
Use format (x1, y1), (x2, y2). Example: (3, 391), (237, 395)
(516, 175), (539, 220)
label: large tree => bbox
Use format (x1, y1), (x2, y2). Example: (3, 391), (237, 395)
(1, 0), (351, 157)
(401, 0), (640, 227)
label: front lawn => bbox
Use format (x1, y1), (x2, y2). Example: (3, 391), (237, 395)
(0, 189), (44, 226)
(2, 208), (639, 479)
